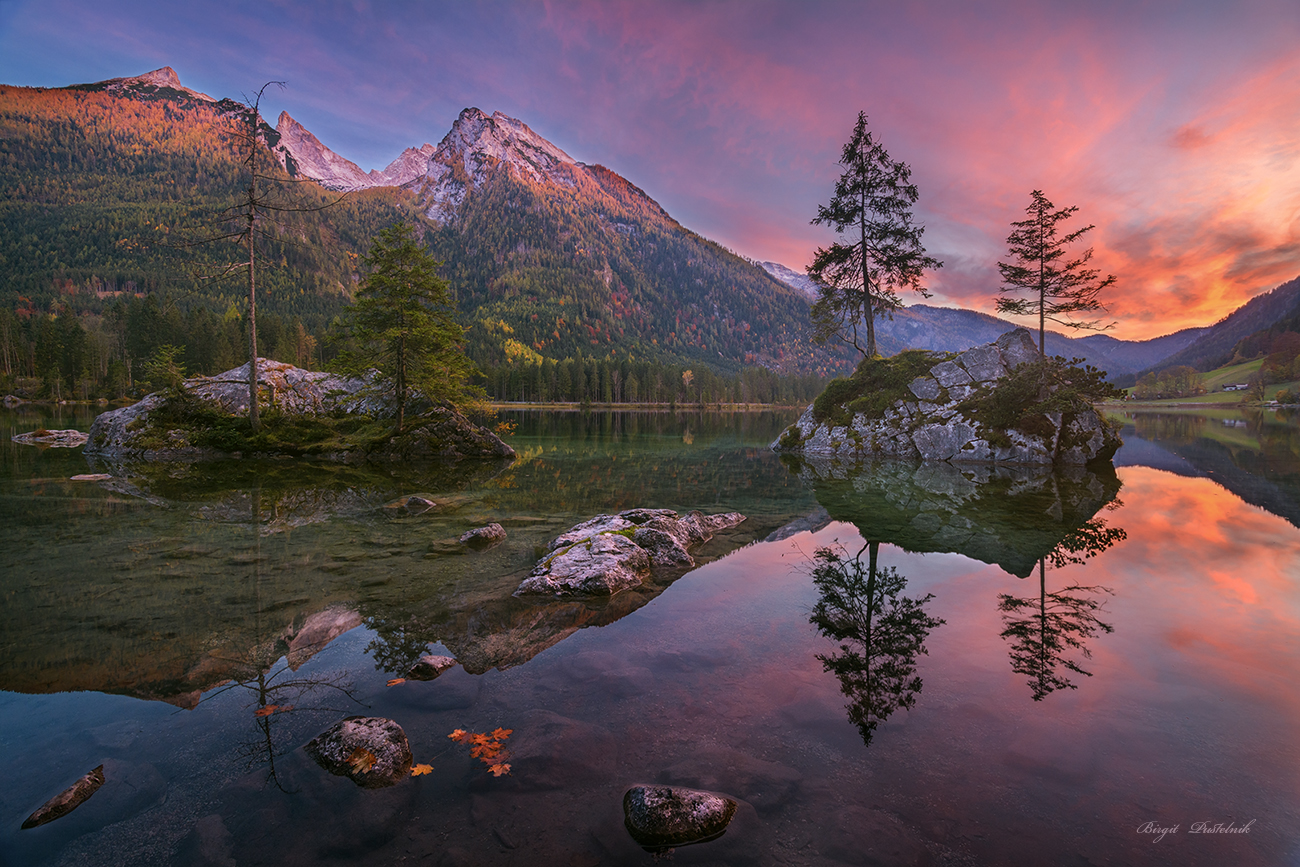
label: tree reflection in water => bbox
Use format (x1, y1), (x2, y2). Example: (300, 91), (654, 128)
(809, 541), (945, 746)
(998, 511), (1126, 701)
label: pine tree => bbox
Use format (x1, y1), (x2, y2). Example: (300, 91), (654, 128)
(996, 190), (1116, 356)
(808, 112), (942, 358)
(333, 222), (477, 432)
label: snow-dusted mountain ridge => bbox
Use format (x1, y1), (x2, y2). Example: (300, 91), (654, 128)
(271, 106), (590, 224)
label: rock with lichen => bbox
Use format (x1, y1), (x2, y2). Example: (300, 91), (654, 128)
(773, 328), (1121, 467)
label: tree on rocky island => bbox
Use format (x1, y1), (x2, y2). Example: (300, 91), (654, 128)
(996, 190), (1116, 357)
(807, 112), (942, 359)
(332, 221), (479, 432)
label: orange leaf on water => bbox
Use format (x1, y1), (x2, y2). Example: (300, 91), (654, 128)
(254, 705), (278, 717)
(491, 728), (512, 740)
(386, 678), (406, 687)
(410, 764), (433, 776)
(448, 729), (467, 741)
(346, 747), (376, 774)
(488, 763), (511, 777)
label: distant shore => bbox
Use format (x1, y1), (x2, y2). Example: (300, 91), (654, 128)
(489, 401), (805, 412)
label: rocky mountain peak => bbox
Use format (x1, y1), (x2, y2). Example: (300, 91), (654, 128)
(98, 67), (215, 101)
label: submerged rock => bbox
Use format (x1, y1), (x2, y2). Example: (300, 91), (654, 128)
(773, 328), (1121, 467)
(22, 764), (105, 828)
(406, 654), (457, 681)
(304, 717), (413, 788)
(623, 784), (738, 849)
(383, 494), (439, 514)
(515, 509), (745, 597)
(460, 523), (507, 549)
(12, 429), (89, 448)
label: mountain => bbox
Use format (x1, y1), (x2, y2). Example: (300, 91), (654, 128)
(272, 106), (844, 373)
(759, 261), (818, 300)
(272, 112), (435, 192)
(1137, 276), (1300, 373)
(760, 264), (1209, 378)
(0, 69), (846, 376)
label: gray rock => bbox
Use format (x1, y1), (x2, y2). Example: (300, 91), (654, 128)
(623, 784), (738, 849)
(929, 360), (974, 388)
(460, 523), (506, 549)
(772, 327), (1120, 467)
(12, 429), (88, 447)
(912, 420), (979, 461)
(957, 344), (1007, 382)
(84, 359), (514, 461)
(906, 375), (941, 401)
(996, 327), (1041, 367)
(407, 654), (457, 681)
(22, 765), (105, 828)
(516, 509), (746, 597)
(516, 532), (651, 596)
(304, 716), (412, 788)
(383, 494), (439, 514)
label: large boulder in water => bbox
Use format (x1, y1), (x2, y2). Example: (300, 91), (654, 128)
(773, 328), (1121, 467)
(623, 784), (739, 849)
(304, 716), (412, 788)
(83, 358), (513, 461)
(514, 508), (746, 597)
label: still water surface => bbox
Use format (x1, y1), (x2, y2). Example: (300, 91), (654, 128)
(1, 406), (1298, 866)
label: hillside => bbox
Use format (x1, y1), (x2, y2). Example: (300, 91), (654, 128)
(0, 69), (849, 377)
(761, 264), (1208, 378)
(1140, 276), (1300, 373)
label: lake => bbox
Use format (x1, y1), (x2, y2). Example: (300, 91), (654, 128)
(1, 405), (1298, 866)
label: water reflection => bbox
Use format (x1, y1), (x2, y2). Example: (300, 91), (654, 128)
(998, 548), (1118, 702)
(0, 408), (812, 703)
(790, 454), (1123, 578)
(1115, 409), (1300, 529)
(809, 541), (945, 745)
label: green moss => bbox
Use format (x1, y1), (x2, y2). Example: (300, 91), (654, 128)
(956, 358), (1124, 444)
(778, 425), (804, 450)
(811, 350), (949, 427)
(137, 392), (394, 456)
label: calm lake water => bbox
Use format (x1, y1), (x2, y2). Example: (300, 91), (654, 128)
(1, 405), (1299, 866)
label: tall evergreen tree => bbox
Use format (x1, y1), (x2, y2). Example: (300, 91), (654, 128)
(996, 190), (1116, 356)
(808, 112), (942, 358)
(333, 221), (477, 432)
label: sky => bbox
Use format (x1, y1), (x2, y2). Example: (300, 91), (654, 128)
(1, 0), (1298, 340)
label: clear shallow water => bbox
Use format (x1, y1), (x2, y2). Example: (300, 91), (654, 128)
(1, 407), (1298, 866)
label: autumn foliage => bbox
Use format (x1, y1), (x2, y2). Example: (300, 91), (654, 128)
(449, 728), (512, 777)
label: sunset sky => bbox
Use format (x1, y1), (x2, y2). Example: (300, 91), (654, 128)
(2, 0), (1298, 340)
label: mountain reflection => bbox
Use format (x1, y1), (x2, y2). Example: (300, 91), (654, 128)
(790, 455), (1124, 578)
(1115, 409), (1300, 530)
(997, 513), (1124, 700)
(809, 541), (944, 746)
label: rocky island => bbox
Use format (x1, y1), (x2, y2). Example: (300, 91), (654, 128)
(83, 358), (514, 462)
(773, 328), (1122, 467)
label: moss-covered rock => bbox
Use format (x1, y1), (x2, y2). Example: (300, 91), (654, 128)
(84, 358), (514, 462)
(773, 329), (1122, 467)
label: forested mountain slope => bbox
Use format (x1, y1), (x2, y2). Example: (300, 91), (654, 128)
(1, 69), (847, 377)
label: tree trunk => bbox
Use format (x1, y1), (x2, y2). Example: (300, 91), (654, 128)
(247, 206), (260, 431)
(860, 177), (877, 357)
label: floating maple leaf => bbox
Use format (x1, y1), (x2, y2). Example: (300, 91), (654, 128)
(254, 705), (278, 717)
(410, 764), (433, 776)
(386, 678), (406, 687)
(448, 727), (513, 775)
(346, 747), (376, 774)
